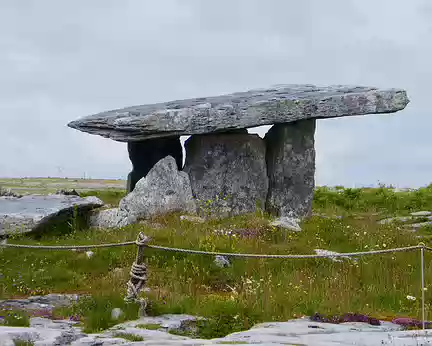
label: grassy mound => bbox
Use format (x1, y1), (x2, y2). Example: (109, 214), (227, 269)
(1, 185), (432, 337)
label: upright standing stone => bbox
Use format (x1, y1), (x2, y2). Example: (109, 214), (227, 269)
(183, 133), (268, 218)
(127, 137), (183, 192)
(265, 119), (316, 218)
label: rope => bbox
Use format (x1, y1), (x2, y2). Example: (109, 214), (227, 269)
(1, 239), (430, 258)
(146, 244), (425, 259)
(126, 262), (147, 298)
(0, 241), (135, 250)
(124, 233), (150, 316)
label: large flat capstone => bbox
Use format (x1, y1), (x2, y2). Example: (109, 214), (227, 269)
(0, 195), (104, 235)
(67, 84), (409, 141)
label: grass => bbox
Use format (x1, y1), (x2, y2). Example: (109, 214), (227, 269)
(79, 189), (126, 206)
(112, 332), (144, 341)
(13, 341), (34, 346)
(2, 184), (432, 338)
(137, 323), (162, 330)
(0, 310), (30, 327)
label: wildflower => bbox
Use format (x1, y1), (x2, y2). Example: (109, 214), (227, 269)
(406, 295), (416, 301)
(382, 243), (387, 248)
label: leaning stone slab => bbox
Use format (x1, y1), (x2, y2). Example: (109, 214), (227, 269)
(90, 156), (197, 228)
(68, 84), (409, 141)
(265, 120), (316, 218)
(120, 156), (197, 221)
(0, 195), (104, 236)
(183, 133), (268, 218)
(127, 137), (183, 192)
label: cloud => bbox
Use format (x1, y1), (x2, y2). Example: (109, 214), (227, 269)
(0, 0), (431, 187)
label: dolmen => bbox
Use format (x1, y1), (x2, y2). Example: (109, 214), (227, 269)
(68, 84), (409, 221)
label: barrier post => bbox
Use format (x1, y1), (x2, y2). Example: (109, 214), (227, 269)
(420, 243), (426, 330)
(125, 232), (150, 316)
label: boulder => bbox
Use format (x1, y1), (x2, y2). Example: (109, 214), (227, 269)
(121, 156), (196, 220)
(183, 133), (268, 218)
(127, 137), (183, 192)
(90, 156), (196, 228)
(270, 216), (302, 232)
(265, 120), (316, 218)
(67, 84), (409, 141)
(88, 207), (130, 228)
(0, 194), (104, 236)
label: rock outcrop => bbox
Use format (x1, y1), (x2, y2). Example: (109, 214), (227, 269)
(68, 85), (409, 142)
(0, 194), (104, 236)
(127, 137), (183, 192)
(1, 315), (431, 345)
(265, 120), (316, 218)
(183, 133), (268, 218)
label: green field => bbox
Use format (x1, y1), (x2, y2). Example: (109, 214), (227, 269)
(0, 177), (126, 195)
(1, 179), (432, 338)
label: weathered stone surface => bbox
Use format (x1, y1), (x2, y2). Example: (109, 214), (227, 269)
(411, 211), (432, 217)
(127, 137), (183, 192)
(179, 215), (206, 223)
(88, 208), (130, 229)
(90, 157), (196, 228)
(2, 316), (431, 345)
(121, 156), (196, 221)
(67, 84), (409, 142)
(314, 249), (353, 262)
(183, 133), (268, 218)
(265, 120), (316, 218)
(270, 216), (302, 232)
(0, 195), (104, 236)
(0, 294), (81, 319)
(214, 255), (230, 268)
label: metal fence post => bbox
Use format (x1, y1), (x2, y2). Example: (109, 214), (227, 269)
(420, 243), (426, 330)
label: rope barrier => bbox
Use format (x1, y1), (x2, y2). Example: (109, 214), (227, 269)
(1, 234), (430, 328)
(1, 239), (429, 258)
(146, 244), (426, 258)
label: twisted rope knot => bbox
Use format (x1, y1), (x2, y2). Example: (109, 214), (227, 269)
(136, 233), (150, 247)
(125, 232), (150, 316)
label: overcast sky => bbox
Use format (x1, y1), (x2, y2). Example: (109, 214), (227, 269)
(1, 0), (431, 187)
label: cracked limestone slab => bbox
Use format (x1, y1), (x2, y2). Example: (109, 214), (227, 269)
(68, 84), (409, 142)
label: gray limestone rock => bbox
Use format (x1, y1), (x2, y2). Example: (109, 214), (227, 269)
(127, 137), (183, 193)
(88, 208), (130, 229)
(2, 316), (431, 345)
(67, 84), (409, 142)
(90, 157), (196, 228)
(214, 255), (231, 268)
(120, 156), (197, 221)
(0, 294), (81, 319)
(270, 216), (302, 232)
(265, 120), (316, 218)
(410, 211), (432, 217)
(183, 133), (268, 218)
(0, 195), (104, 236)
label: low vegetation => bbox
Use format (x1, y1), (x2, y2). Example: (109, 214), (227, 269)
(1, 184), (432, 338)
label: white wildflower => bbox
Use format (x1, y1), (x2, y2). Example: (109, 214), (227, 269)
(406, 295), (417, 301)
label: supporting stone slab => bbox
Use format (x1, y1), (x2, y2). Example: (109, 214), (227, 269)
(265, 119), (316, 218)
(183, 132), (268, 218)
(127, 137), (183, 192)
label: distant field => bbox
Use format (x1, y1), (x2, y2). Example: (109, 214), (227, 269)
(0, 177), (126, 195)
